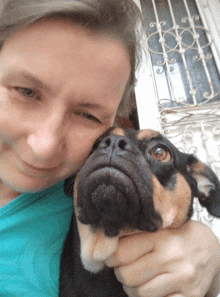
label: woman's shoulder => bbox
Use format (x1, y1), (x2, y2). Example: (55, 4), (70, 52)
(0, 180), (73, 296)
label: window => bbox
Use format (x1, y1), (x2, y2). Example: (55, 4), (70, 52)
(142, 0), (220, 104)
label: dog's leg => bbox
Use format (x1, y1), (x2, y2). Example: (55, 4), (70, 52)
(59, 214), (128, 297)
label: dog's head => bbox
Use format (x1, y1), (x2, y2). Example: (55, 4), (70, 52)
(64, 128), (220, 272)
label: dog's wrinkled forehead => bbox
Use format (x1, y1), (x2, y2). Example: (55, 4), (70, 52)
(110, 127), (159, 139)
(103, 127), (160, 146)
(106, 127), (172, 155)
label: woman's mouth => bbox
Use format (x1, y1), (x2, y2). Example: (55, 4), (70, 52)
(16, 155), (60, 177)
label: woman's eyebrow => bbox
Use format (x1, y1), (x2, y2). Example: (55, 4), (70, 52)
(1, 68), (53, 93)
(74, 101), (114, 118)
(77, 102), (107, 110)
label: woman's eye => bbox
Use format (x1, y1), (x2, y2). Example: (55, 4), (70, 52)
(77, 112), (101, 123)
(15, 87), (38, 99)
(150, 146), (171, 162)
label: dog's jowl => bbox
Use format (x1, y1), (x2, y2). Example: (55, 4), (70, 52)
(59, 128), (220, 297)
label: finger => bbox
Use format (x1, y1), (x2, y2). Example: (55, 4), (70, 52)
(122, 285), (138, 297)
(113, 252), (167, 287)
(123, 285), (183, 297)
(165, 295), (183, 297)
(105, 232), (155, 267)
(124, 273), (181, 297)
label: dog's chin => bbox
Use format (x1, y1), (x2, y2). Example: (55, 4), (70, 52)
(89, 167), (137, 217)
(77, 167), (141, 237)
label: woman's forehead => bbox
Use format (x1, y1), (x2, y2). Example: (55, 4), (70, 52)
(2, 18), (130, 63)
(0, 18), (130, 86)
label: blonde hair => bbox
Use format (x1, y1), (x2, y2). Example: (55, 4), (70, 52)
(0, 0), (143, 118)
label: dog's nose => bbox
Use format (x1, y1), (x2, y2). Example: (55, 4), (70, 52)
(98, 135), (132, 153)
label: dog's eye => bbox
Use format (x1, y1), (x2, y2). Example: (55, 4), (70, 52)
(150, 146), (171, 162)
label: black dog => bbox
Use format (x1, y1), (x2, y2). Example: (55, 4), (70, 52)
(59, 128), (220, 297)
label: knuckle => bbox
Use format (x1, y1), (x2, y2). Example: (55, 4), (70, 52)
(182, 263), (197, 283)
(129, 285), (148, 297)
(163, 242), (185, 267)
(190, 288), (201, 297)
(122, 286), (132, 297)
(114, 267), (137, 287)
(135, 286), (146, 297)
(166, 293), (184, 297)
(167, 244), (185, 260)
(112, 248), (128, 266)
(123, 285), (138, 297)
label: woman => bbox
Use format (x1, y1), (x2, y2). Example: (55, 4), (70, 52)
(0, 0), (219, 296)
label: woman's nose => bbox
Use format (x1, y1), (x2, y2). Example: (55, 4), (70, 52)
(27, 114), (66, 160)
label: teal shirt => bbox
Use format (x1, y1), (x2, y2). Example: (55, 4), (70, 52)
(0, 181), (73, 296)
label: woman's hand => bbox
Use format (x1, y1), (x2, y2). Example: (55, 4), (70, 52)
(105, 221), (220, 297)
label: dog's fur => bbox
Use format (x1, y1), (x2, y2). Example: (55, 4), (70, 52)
(59, 128), (220, 297)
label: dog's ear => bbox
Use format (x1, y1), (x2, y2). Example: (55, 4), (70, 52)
(185, 154), (220, 217)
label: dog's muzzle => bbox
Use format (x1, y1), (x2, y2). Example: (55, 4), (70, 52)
(84, 166), (138, 221)
(76, 134), (162, 237)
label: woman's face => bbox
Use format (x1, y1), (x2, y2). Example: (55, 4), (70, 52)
(0, 18), (131, 196)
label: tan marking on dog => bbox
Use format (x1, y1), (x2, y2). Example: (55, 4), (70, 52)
(188, 161), (215, 200)
(188, 161), (205, 174)
(191, 173), (215, 200)
(110, 127), (126, 136)
(152, 174), (192, 228)
(74, 173), (119, 273)
(78, 223), (119, 273)
(137, 129), (159, 140)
